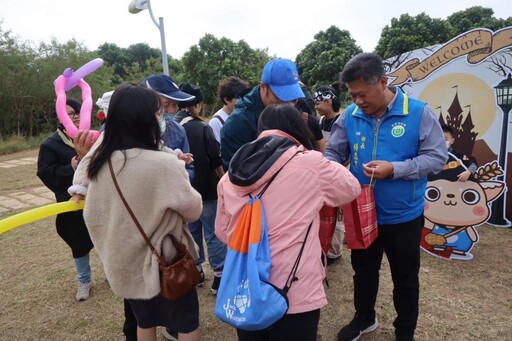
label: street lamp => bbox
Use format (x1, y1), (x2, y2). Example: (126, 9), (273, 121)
(128, 0), (169, 76)
(488, 73), (512, 227)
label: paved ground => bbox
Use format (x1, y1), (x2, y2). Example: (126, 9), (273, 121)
(0, 155), (55, 214)
(0, 156), (38, 168)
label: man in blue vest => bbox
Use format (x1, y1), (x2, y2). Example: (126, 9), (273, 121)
(325, 53), (447, 341)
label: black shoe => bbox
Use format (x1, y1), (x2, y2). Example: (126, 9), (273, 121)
(327, 256), (341, 266)
(211, 275), (221, 295)
(396, 333), (415, 341)
(337, 315), (378, 341)
(162, 328), (178, 341)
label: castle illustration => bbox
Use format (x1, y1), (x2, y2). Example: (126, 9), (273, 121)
(437, 86), (478, 156)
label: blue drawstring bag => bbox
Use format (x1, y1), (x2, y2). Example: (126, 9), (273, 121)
(215, 196), (289, 330)
(215, 154), (311, 331)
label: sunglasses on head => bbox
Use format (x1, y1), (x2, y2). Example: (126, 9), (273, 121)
(314, 90), (336, 102)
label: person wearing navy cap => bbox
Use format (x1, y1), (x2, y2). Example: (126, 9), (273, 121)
(145, 74), (195, 120)
(144, 74), (195, 182)
(220, 58), (305, 169)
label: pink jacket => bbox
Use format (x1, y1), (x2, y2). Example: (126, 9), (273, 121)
(215, 130), (361, 314)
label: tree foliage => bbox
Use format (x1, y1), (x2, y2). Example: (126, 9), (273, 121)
(97, 42), (165, 84)
(374, 9), (512, 60)
(447, 6), (512, 36)
(181, 34), (269, 111)
(1, 7), (511, 140)
(374, 13), (452, 60)
(0, 23), (113, 138)
(295, 26), (362, 89)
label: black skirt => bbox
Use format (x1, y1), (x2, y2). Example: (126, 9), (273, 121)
(127, 288), (199, 331)
(55, 211), (93, 258)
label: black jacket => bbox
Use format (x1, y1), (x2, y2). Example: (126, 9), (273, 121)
(36, 128), (93, 258)
(175, 111), (222, 200)
(37, 130), (76, 202)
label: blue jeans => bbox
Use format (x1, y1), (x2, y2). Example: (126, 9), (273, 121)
(73, 253), (91, 284)
(188, 200), (226, 271)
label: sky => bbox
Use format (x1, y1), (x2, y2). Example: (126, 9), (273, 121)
(1, 0), (510, 60)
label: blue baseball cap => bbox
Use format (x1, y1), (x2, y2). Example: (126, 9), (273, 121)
(261, 59), (304, 101)
(145, 75), (195, 101)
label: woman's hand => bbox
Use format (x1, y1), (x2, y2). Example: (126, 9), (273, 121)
(70, 194), (84, 204)
(71, 156), (79, 170)
(74, 129), (95, 159)
(178, 153), (194, 164)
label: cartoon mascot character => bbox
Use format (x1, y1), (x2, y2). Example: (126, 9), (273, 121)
(421, 154), (505, 260)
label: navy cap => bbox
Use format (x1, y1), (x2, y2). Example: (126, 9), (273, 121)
(145, 75), (195, 101)
(261, 59), (304, 101)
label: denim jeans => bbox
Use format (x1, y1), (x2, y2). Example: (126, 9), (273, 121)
(73, 253), (91, 284)
(188, 200), (226, 271)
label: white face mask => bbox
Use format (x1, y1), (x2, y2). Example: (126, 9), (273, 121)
(159, 118), (166, 134)
(445, 140), (452, 149)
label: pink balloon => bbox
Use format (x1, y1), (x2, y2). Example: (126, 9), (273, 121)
(64, 58), (104, 91)
(54, 75), (100, 140)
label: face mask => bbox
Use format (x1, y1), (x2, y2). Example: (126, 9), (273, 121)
(159, 118), (166, 134)
(445, 140), (452, 149)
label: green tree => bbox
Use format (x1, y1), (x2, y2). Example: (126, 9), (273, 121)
(447, 6), (512, 36)
(0, 24), (36, 138)
(181, 34), (269, 112)
(0, 20), (112, 138)
(125, 43), (161, 71)
(97, 42), (183, 84)
(97, 42), (130, 83)
(295, 26), (362, 89)
(374, 13), (452, 59)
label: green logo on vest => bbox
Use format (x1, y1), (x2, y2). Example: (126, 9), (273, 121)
(391, 123), (406, 138)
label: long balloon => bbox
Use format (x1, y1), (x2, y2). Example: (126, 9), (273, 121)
(0, 200), (85, 235)
(54, 58), (103, 140)
(54, 76), (100, 140)
(63, 58), (104, 91)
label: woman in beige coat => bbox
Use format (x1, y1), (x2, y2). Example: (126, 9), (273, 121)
(69, 83), (202, 341)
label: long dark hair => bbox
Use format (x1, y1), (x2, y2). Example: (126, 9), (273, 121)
(257, 103), (314, 150)
(87, 83), (161, 179)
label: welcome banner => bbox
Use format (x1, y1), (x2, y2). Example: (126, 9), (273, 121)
(384, 27), (512, 260)
(388, 28), (512, 86)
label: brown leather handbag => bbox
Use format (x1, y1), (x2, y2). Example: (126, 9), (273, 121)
(108, 159), (200, 300)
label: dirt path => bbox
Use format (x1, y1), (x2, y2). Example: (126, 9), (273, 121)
(0, 149), (55, 214)
(1, 148), (511, 340)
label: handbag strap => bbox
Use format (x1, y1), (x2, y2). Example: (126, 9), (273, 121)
(252, 151), (300, 199)
(244, 150), (310, 292)
(283, 221), (313, 293)
(108, 159), (162, 263)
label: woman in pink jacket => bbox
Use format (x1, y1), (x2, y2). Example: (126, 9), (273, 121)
(215, 103), (361, 341)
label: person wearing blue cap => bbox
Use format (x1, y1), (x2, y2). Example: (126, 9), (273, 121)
(220, 58), (305, 169)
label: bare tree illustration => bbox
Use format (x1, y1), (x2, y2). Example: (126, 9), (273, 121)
(486, 48), (512, 77)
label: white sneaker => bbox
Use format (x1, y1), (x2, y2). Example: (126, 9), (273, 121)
(76, 282), (91, 301)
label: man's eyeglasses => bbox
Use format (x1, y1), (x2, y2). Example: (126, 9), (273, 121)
(161, 100), (178, 112)
(67, 111), (80, 118)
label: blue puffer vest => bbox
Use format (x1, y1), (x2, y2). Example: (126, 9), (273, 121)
(344, 90), (426, 224)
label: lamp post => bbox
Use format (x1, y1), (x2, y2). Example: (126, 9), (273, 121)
(128, 0), (169, 76)
(488, 73), (512, 227)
